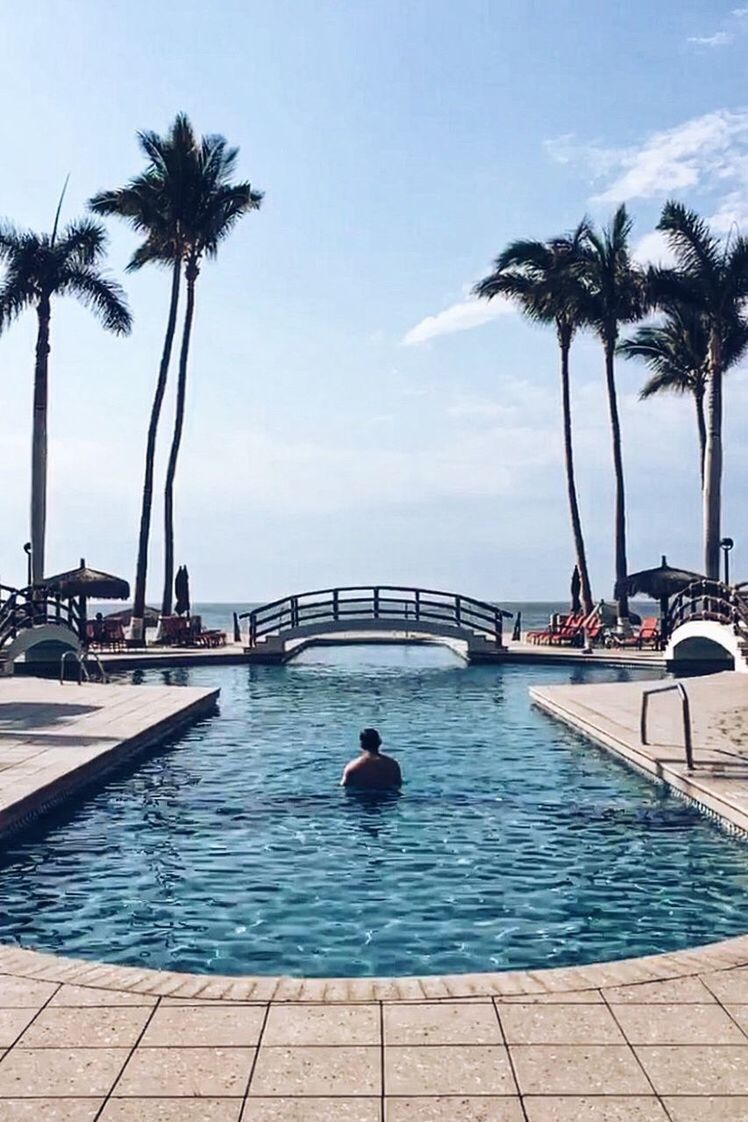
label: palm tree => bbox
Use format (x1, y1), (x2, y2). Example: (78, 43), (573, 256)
(0, 210), (131, 585)
(90, 117), (194, 641)
(474, 222), (594, 615)
(578, 206), (647, 623)
(91, 114), (262, 626)
(653, 202), (748, 579)
(619, 306), (748, 489)
(619, 307), (709, 483)
(159, 125), (263, 616)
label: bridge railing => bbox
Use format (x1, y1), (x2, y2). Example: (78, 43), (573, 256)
(240, 585), (512, 649)
(0, 584), (83, 650)
(667, 579), (748, 638)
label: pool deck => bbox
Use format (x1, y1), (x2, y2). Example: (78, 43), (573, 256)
(0, 677), (219, 841)
(42, 636), (666, 673)
(1, 935), (748, 1119)
(531, 669), (748, 834)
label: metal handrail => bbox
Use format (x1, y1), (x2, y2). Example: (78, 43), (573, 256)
(60, 648), (109, 685)
(60, 649), (88, 685)
(640, 682), (693, 770)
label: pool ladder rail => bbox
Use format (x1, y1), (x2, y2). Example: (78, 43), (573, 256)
(640, 682), (693, 770)
(60, 648), (110, 685)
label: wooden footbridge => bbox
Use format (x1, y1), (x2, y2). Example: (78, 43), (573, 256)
(240, 585), (513, 664)
(0, 584), (83, 673)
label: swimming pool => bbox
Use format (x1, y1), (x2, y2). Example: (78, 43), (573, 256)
(1, 645), (747, 977)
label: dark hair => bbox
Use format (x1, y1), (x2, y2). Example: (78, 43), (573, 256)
(360, 727), (382, 753)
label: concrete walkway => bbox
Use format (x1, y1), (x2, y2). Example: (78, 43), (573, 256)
(0, 678), (219, 840)
(2, 937), (748, 1119)
(531, 670), (748, 833)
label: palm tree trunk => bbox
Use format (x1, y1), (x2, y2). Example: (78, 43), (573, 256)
(694, 388), (707, 491)
(603, 337), (629, 622)
(130, 260), (181, 642)
(703, 334), (723, 579)
(161, 260), (198, 617)
(559, 328), (593, 615)
(30, 296), (51, 586)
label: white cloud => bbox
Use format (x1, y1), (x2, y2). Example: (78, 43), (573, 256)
(732, 6), (748, 16)
(709, 191), (748, 233)
(631, 230), (677, 268)
(402, 296), (514, 346)
(546, 109), (748, 204)
(688, 31), (733, 46)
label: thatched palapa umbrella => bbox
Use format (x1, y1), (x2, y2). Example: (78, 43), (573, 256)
(621, 555), (703, 641)
(43, 558), (130, 641)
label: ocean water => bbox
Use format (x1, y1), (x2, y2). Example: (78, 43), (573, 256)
(0, 645), (746, 978)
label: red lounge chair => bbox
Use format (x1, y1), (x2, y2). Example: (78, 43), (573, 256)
(548, 613), (587, 646)
(608, 616), (661, 650)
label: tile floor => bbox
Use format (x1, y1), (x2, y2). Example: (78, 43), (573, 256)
(1, 971), (748, 1120)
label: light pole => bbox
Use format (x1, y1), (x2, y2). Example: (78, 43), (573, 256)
(22, 542), (32, 588)
(720, 537), (734, 585)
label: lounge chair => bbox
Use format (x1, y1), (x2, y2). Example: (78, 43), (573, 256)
(607, 616), (661, 650)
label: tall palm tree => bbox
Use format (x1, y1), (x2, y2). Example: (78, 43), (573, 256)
(0, 211), (131, 585)
(91, 114), (262, 625)
(653, 202), (748, 579)
(619, 307), (710, 483)
(159, 124), (263, 616)
(474, 222), (594, 615)
(578, 206), (647, 623)
(90, 117), (194, 641)
(619, 306), (748, 489)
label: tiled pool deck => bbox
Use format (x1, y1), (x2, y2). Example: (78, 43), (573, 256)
(2, 939), (748, 1119)
(2, 671), (748, 1116)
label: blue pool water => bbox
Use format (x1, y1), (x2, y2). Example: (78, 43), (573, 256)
(1, 645), (747, 977)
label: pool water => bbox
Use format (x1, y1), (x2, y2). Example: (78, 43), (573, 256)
(1, 645), (747, 977)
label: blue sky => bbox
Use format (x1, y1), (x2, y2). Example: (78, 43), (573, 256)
(2, 0), (748, 601)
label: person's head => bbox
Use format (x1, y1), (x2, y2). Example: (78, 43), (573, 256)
(95, 612), (103, 621)
(360, 727), (382, 754)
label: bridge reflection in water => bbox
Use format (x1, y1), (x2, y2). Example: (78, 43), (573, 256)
(239, 585), (513, 665)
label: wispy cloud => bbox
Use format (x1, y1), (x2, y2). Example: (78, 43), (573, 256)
(732, 6), (748, 16)
(545, 108), (748, 204)
(402, 295), (513, 346)
(687, 31), (733, 46)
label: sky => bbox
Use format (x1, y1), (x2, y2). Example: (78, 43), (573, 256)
(2, 0), (748, 603)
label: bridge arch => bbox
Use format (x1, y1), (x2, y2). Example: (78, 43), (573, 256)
(240, 585), (512, 664)
(665, 579), (748, 673)
(0, 584), (83, 673)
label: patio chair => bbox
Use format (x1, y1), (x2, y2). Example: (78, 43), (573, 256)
(607, 616), (661, 650)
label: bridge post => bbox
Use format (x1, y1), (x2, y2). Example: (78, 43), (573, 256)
(495, 609), (502, 647)
(291, 597), (299, 628)
(249, 613), (257, 648)
(373, 588), (380, 619)
(333, 590), (339, 621)
(415, 590), (420, 621)
(455, 596), (461, 625)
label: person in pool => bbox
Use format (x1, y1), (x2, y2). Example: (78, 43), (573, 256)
(341, 728), (402, 790)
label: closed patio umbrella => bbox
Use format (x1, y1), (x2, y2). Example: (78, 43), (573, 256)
(175, 566), (191, 617)
(570, 567), (581, 614)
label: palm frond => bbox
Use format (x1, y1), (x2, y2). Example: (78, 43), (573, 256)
(60, 266), (132, 334)
(657, 200), (720, 285)
(638, 369), (694, 399)
(57, 218), (107, 266)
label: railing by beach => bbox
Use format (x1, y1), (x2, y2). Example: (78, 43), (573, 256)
(0, 584), (83, 650)
(667, 579), (748, 639)
(240, 585), (512, 648)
